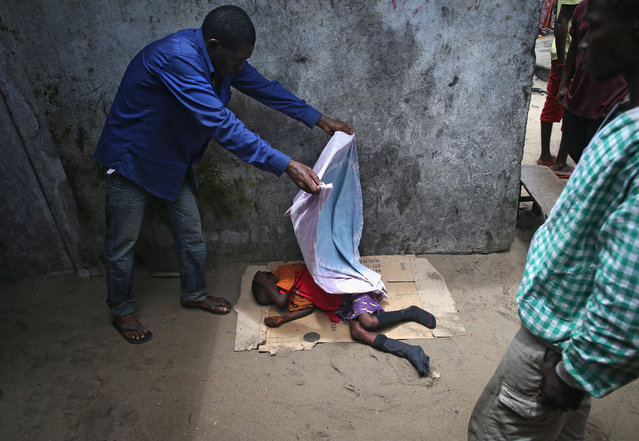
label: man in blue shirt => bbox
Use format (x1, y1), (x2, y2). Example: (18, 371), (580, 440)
(94, 5), (353, 344)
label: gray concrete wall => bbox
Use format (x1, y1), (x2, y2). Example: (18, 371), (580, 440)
(0, 0), (539, 279)
(0, 36), (92, 280)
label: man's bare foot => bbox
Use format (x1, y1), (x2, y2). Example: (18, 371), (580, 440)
(181, 296), (231, 315)
(550, 163), (574, 178)
(537, 156), (556, 166)
(264, 316), (284, 327)
(112, 314), (152, 344)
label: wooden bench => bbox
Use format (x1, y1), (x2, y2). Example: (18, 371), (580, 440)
(519, 164), (566, 219)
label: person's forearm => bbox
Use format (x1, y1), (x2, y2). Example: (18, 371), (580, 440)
(555, 24), (569, 65)
(559, 42), (578, 91)
(554, 5), (577, 65)
(231, 62), (322, 128)
(279, 308), (314, 324)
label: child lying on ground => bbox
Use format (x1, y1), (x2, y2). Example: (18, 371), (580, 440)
(252, 263), (436, 376)
(252, 263), (343, 326)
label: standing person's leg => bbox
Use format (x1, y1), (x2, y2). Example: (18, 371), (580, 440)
(552, 111), (579, 178)
(555, 396), (591, 441)
(105, 172), (152, 343)
(159, 182), (230, 314)
(561, 109), (588, 167)
(468, 326), (590, 441)
(566, 115), (605, 164)
(540, 121), (555, 163)
(554, 110), (601, 176)
(551, 134), (574, 178)
(539, 60), (563, 165)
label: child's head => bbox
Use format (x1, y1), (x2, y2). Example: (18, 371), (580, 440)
(251, 272), (277, 305)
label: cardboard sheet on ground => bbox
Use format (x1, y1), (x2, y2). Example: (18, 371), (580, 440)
(234, 255), (465, 352)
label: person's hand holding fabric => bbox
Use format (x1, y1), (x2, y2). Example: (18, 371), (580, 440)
(286, 159), (322, 194)
(316, 115), (354, 136)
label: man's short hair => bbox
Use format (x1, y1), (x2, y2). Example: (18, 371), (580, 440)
(202, 5), (256, 49)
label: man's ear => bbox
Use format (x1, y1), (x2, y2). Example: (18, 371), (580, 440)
(206, 38), (221, 52)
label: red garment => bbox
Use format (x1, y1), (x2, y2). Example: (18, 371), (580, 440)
(560, 1), (628, 119)
(290, 268), (343, 323)
(540, 60), (565, 123)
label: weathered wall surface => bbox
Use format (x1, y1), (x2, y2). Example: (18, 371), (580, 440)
(0, 37), (92, 280)
(0, 0), (539, 279)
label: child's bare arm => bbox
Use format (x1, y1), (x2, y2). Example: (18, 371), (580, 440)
(265, 307), (314, 327)
(254, 271), (288, 308)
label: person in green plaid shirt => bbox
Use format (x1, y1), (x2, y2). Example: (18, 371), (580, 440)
(469, 0), (639, 439)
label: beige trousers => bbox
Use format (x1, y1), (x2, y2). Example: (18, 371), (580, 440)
(468, 326), (591, 441)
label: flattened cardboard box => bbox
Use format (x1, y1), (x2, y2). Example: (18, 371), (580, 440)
(233, 255), (464, 353)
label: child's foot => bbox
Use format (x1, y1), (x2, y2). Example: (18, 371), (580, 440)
(406, 305), (436, 329)
(373, 334), (430, 376)
(407, 345), (430, 376)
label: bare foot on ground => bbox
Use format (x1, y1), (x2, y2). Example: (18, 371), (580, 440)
(536, 155), (556, 166)
(113, 314), (152, 344)
(181, 296), (231, 314)
(550, 163), (574, 178)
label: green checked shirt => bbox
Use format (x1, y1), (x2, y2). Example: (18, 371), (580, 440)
(518, 104), (639, 398)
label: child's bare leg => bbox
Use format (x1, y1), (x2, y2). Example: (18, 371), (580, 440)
(264, 307), (313, 327)
(348, 319), (377, 345)
(349, 319), (430, 376)
(357, 312), (379, 331)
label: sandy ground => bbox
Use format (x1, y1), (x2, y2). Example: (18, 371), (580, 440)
(1, 78), (638, 441)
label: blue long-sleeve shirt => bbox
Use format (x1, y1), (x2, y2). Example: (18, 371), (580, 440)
(94, 28), (322, 200)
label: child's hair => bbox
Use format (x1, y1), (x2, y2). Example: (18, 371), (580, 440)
(251, 273), (274, 305)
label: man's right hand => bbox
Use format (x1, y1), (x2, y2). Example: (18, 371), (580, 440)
(539, 365), (585, 411)
(556, 85), (569, 103)
(286, 159), (322, 194)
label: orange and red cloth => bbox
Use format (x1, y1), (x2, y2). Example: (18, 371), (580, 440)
(274, 263), (343, 322)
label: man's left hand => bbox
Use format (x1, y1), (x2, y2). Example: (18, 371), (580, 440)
(316, 115), (354, 136)
(539, 365), (585, 411)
